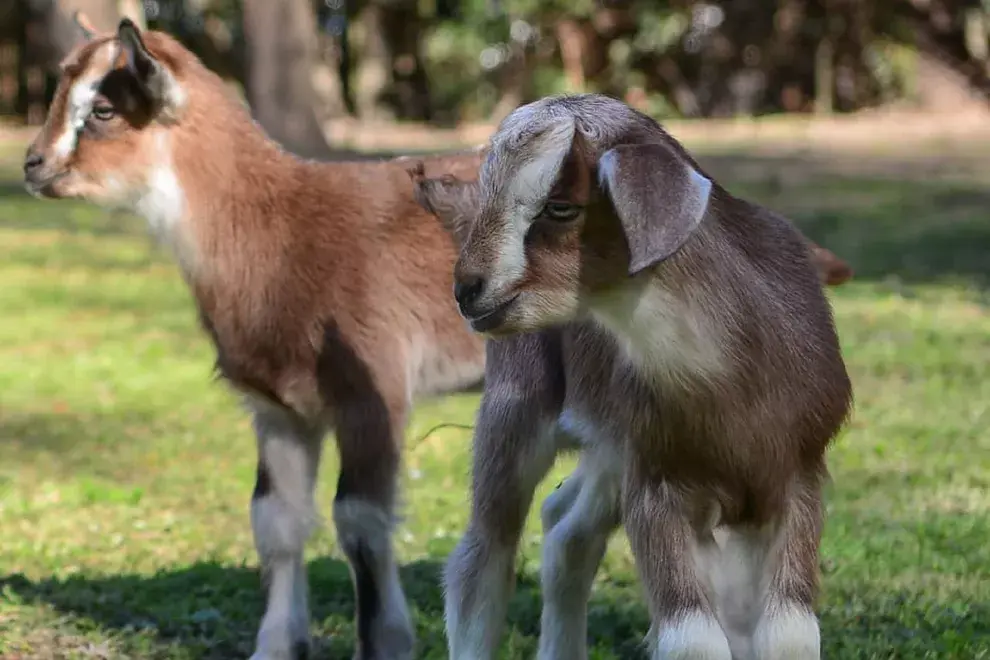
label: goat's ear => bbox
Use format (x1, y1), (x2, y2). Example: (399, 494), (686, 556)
(409, 165), (480, 249)
(117, 18), (185, 121)
(73, 11), (98, 41)
(809, 244), (853, 286)
(597, 142), (712, 275)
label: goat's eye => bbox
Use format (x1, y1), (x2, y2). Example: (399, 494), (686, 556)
(542, 202), (581, 221)
(91, 103), (115, 121)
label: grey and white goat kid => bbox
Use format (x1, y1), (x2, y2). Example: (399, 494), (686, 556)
(433, 94), (853, 660)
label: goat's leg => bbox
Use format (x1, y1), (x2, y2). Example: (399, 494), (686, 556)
(333, 398), (414, 660)
(250, 408), (323, 660)
(537, 447), (622, 660)
(749, 474), (824, 660)
(444, 406), (559, 660)
(623, 472), (732, 660)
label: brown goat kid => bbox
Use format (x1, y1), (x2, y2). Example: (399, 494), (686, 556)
(417, 94), (853, 660)
(23, 17), (488, 660)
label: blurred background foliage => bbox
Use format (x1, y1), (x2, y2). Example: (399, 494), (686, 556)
(2, 0), (990, 155)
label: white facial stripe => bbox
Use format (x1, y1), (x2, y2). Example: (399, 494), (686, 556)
(486, 118), (576, 294)
(507, 119), (576, 209)
(53, 77), (99, 158)
(52, 42), (119, 159)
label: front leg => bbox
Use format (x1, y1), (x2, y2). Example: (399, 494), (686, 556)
(445, 333), (566, 660)
(249, 406), (323, 660)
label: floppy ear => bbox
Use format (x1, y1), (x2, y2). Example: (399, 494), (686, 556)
(408, 164), (481, 249)
(597, 142), (713, 275)
(116, 18), (186, 121)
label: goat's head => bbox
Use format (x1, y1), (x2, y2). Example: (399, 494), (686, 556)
(450, 94), (715, 335)
(23, 14), (191, 206)
(414, 172), (854, 292)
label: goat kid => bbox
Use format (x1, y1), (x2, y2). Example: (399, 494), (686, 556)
(423, 94), (853, 660)
(24, 16), (488, 660)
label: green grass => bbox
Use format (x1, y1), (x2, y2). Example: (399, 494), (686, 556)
(1, 134), (989, 659)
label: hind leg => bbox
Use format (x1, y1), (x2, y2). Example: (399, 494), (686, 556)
(250, 406), (323, 660)
(333, 397), (414, 660)
(537, 447), (622, 660)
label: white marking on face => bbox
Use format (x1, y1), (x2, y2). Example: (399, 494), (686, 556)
(52, 42), (118, 160)
(53, 76), (100, 159)
(486, 118), (576, 296)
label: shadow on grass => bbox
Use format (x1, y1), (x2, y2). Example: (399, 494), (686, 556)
(0, 558), (644, 660)
(2, 554), (988, 659)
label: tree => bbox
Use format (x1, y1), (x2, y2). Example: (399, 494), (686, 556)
(241, 0), (337, 160)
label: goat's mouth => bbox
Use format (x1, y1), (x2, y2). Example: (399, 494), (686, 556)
(465, 293), (520, 333)
(24, 173), (68, 199)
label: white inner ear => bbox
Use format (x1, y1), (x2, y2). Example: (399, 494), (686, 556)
(683, 167), (713, 225)
(123, 40), (188, 122)
(155, 70), (188, 123)
(508, 118), (576, 211)
(681, 167), (712, 220)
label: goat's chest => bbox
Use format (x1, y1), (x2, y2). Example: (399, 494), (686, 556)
(563, 327), (731, 471)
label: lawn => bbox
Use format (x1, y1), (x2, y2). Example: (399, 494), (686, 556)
(0, 124), (988, 659)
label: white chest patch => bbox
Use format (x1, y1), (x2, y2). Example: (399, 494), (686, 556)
(593, 281), (726, 386)
(136, 164), (186, 241)
(101, 132), (190, 269)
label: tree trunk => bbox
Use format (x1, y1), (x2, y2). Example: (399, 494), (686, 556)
(556, 18), (586, 92)
(242, 0), (336, 160)
(814, 37), (834, 115)
(379, 1), (431, 121)
(353, 2), (392, 120)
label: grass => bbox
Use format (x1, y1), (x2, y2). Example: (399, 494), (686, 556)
(0, 130), (989, 660)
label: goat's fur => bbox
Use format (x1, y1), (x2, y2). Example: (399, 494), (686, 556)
(415, 94), (853, 660)
(23, 17), (488, 660)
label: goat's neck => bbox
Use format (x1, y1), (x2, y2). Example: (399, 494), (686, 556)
(138, 104), (305, 285)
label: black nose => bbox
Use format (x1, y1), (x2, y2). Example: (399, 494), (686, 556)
(24, 150), (44, 175)
(454, 274), (486, 310)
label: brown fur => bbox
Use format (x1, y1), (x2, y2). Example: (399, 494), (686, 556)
(424, 94), (853, 659)
(24, 19), (487, 660)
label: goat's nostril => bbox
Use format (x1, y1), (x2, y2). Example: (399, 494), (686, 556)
(24, 152), (44, 173)
(454, 274), (486, 309)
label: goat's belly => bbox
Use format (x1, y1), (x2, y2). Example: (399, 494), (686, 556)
(411, 344), (486, 399)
